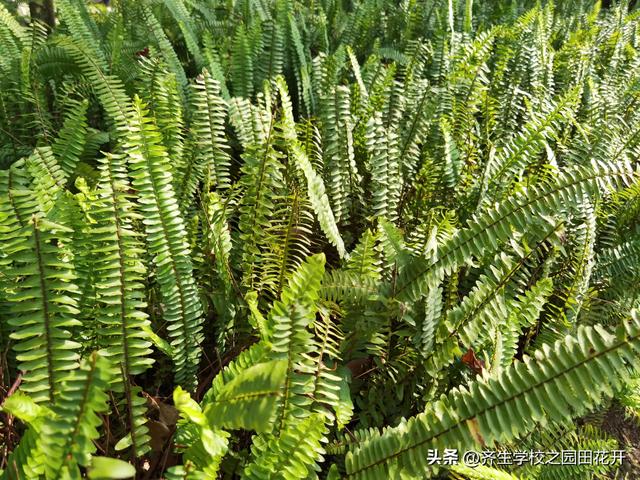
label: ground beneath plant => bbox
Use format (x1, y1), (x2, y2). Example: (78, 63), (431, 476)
(602, 402), (640, 478)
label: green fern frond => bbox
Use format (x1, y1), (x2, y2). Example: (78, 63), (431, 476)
(56, 0), (107, 71)
(91, 153), (154, 456)
(172, 386), (229, 478)
(561, 199), (597, 324)
(0, 393), (50, 480)
(494, 276), (553, 371)
(395, 160), (635, 303)
(162, 0), (205, 68)
(366, 111), (401, 222)
(235, 94), (286, 291)
(138, 57), (185, 172)
(481, 88), (580, 202)
(0, 3), (27, 46)
(126, 97), (203, 389)
(40, 351), (113, 480)
(276, 78), (346, 258)
(243, 413), (328, 479)
(204, 359), (288, 433)
(139, 3), (189, 98)
(230, 26), (255, 98)
(345, 312), (640, 479)
(320, 85), (359, 225)
(187, 69), (231, 191)
(5, 215), (81, 404)
(59, 37), (132, 135)
(25, 147), (66, 213)
(51, 99), (89, 179)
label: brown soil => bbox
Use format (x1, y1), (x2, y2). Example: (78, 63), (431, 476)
(601, 402), (640, 479)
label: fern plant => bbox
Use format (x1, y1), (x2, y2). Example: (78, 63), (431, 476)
(0, 0), (639, 479)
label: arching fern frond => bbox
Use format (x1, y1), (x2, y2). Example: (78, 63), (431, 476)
(55, 0), (107, 71)
(395, 160), (635, 303)
(243, 413), (328, 480)
(276, 78), (346, 258)
(345, 311), (640, 479)
(51, 99), (89, 179)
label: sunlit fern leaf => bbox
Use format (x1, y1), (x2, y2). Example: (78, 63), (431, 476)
(243, 413), (328, 480)
(5, 215), (81, 404)
(187, 69), (232, 191)
(276, 77), (346, 258)
(58, 37), (132, 135)
(172, 386), (229, 478)
(0, 393), (50, 479)
(415, 284), (443, 358)
(227, 96), (254, 146)
(561, 198), (597, 325)
(345, 311), (640, 479)
(235, 97), (286, 291)
(440, 117), (462, 190)
(90, 153), (154, 456)
(398, 81), (433, 183)
(267, 254), (326, 432)
(423, 221), (562, 376)
(394, 160), (635, 304)
(0, 163), (39, 241)
(40, 351), (113, 480)
(49, 187), (96, 341)
(320, 269), (381, 305)
(480, 88), (580, 203)
(0, 3), (27, 46)
(203, 341), (271, 406)
(366, 111), (401, 223)
(319, 85), (359, 225)
(204, 359), (288, 433)
(312, 49), (347, 99)
(493, 276), (553, 371)
(126, 97), (204, 389)
(302, 303), (351, 425)
(139, 3), (189, 101)
(425, 251), (515, 377)
(200, 190), (237, 318)
(344, 228), (383, 280)
(596, 239), (640, 287)
(0, 166), (39, 366)
(24, 147), (65, 214)
(259, 190), (314, 299)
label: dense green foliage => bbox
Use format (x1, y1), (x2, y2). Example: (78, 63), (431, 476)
(0, 0), (639, 478)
